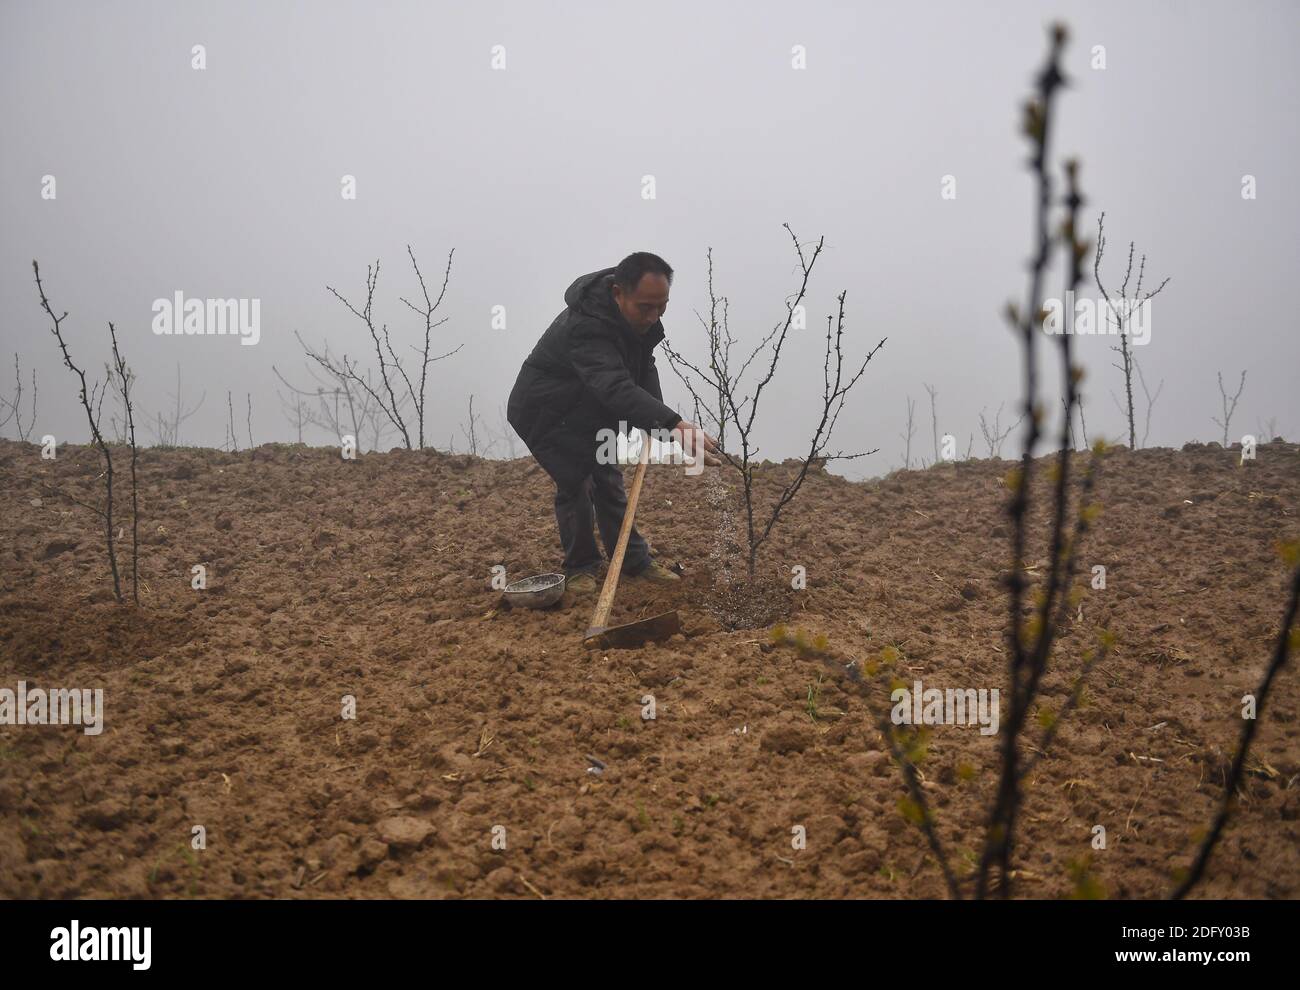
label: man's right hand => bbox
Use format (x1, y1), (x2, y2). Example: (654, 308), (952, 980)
(672, 421), (723, 467)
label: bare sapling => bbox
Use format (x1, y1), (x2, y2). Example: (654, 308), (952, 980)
(398, 245), (461, 448)
(459, 394), (484, 456)
(924, 383), (939, 464)
(0, 353), (37, 441)
(1093, 213), (1170, 450)
(977, 402), (1023, 459)
(279, 389), (306, 443)
(1255, 416), (1279, 443)
(107, 323), (140, 605)
(663, 224), (886, 580)
(1210, 370), (1246, 446)
(225, 390), (237, 453)
(899, 395), (916, 470)
(144, 363), (205, 448)
(301, 246), (459, 450)
(33, 260), (123, 603)
(274, 349), (403, 451)
(1133, 358), (1163, 448)
(496, 405), (519, 459)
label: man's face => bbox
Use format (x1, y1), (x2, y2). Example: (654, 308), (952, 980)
(612, 272), (670, 334)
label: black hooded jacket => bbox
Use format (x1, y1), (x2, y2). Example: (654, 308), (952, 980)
(507, 268), (681, 458)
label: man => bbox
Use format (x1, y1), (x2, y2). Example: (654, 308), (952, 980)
(507, 252), (721, 595)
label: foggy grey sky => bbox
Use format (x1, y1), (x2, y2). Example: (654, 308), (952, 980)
(2, 0), (1297, 479)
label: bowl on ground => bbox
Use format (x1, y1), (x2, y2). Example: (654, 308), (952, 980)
(503, 572), (567, 609)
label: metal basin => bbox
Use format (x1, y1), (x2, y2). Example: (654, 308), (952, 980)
(503, 572), (566, 609)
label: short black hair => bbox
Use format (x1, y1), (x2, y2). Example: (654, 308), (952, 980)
(613, 252), (673, 294)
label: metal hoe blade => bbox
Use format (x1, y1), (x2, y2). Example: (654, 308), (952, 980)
(583, 610), (681, 650)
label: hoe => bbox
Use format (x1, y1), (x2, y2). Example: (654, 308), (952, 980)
(583, 430), (681, 649)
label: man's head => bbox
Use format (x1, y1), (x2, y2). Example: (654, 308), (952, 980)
(611, 252), (672, 334)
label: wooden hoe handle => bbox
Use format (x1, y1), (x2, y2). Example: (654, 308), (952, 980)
(587, 430), (651, 635)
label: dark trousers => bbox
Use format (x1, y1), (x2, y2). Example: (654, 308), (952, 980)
(518, 419), (652, 577)
(553, 462), (651, 577)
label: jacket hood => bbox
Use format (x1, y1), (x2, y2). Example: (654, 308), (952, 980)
(564, 268), (617, 315)
(564, 267), (665, 345)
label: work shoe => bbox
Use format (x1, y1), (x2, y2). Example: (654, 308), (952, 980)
(566, 572), (598, 595)
(631, 560), (680, 583)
